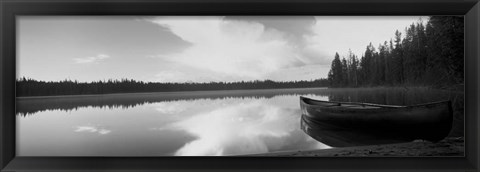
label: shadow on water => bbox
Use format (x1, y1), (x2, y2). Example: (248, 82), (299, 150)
(17, 87), (464, 137)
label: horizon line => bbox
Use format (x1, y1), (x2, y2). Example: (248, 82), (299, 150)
(16, 77), (328, 84)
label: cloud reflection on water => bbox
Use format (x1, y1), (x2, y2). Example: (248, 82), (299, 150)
(153, 101), (188, 114)
(74, 125), (112, 135)
(162, 99), (321, 156)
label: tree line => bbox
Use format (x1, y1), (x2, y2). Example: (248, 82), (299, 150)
(16, 78), (329, 97)
(328, 16), (464, 88)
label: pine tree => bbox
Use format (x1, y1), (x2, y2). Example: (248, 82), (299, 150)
(328, 52), (344, 87)
(392, 30), (404, 84)
(341, 57), (349, 86)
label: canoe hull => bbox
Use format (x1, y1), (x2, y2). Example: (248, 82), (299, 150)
(300, 97), (453, 143)
(301, 115), (423, 147)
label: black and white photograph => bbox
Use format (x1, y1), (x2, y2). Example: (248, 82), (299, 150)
(16, 16), (464, 157)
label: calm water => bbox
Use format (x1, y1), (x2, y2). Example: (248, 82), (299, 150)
(16, 87), (464, 156)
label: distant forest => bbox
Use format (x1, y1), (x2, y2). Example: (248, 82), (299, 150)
(327, 16), (464, 88)
(16, 78), (329, 97)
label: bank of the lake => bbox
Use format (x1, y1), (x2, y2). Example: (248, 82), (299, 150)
(248, 137), (464, 157)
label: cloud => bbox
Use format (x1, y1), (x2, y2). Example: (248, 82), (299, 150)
(225, 16), (317, 47)
(98, 129), (112, 135)
(74, 126), (98, 133)
(147, 17), (316, 81)
(149, 127), (167, 131)
(152, 70), (208, 83)
(150, 68), (239, 83)
(266, 64), (331, 81)
(74, 125), (111, 135)
(73, 54), (110, 64)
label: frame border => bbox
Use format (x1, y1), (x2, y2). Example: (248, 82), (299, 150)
(1, 0), (479, 171)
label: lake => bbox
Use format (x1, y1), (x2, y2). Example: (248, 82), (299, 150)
(16, 87), (464, 156)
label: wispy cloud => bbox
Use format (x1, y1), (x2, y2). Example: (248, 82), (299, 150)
(153, 71), (191, 83)
(74, 125), (111, 135)
(73, 54), (111, 64)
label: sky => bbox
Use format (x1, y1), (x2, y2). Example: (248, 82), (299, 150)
(18, 16), (426, 83)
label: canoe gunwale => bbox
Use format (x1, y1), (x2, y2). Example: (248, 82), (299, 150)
(299, 96), (451, 109)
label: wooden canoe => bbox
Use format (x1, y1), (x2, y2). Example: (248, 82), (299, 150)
(299, 96), (453, 143)
(302, 115), (430, 147)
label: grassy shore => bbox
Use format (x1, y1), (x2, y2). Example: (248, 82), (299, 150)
(247, 137), (464, 157)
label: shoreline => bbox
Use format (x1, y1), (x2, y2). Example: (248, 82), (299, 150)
(245, 137), (464, 157)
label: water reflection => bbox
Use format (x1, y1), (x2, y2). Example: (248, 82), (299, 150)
(74, 125), (112, 135)
(17, 91), (330, 156)
(16, 88), (329, 115)
(167, 100), (300, 155)
(16, 87), (464, 156)
(16, 87), (462, 116)
(148, 97), (331, 156)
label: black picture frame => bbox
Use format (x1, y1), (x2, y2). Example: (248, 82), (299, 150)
(1, 0), (478, 171)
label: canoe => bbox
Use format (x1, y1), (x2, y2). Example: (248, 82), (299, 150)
(301, 115), (428, 147)
(299, 96), (453, 143)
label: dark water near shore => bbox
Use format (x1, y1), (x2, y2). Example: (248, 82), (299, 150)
(16, 87), (464, 156)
